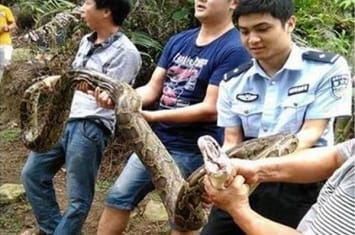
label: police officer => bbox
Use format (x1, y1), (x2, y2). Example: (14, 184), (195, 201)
(201, 0), (352, 234)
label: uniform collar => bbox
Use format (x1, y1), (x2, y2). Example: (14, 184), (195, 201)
(282, 44), (304, 71)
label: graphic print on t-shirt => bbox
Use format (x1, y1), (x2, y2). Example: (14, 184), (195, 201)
(160, 53), (208, 108)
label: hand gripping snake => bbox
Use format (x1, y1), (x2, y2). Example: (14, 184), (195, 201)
(20, 69), (299, 231)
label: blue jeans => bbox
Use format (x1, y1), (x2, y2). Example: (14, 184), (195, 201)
(21, 120), (109, 235)
(105, 149), (204, 210)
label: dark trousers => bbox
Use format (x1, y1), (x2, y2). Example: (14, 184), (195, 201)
(201, 182), (322, 235)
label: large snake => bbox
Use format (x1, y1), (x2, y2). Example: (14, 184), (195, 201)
(20, 69), (299, 231)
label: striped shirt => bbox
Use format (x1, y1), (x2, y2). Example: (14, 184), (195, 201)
(297, 139), (355, 235)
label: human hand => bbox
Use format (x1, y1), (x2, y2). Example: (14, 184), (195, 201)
(76, 81), (92, 93)
(42, 75), (61, 92)
(0, 25), (9, 33)
(231, 158), (259, 185)
(94, 87), (115, 109)
(201, 190), (213, 209)
(203, 174), (250, 214)
(201, 168), (237, 209)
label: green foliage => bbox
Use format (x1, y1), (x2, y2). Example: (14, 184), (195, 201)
(295, 0), (354, 68)
(17, 0), (75, 27)
(335, 0), (355, 10)
(171, 0), (194, 21)
(0, 129), (21, 143)
(11, 0), (76, 32)
(95, 180), (113, 192)
(124, 0), (194, 86)
(0, 217), (22, 233)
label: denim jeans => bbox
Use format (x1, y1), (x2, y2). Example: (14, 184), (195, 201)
(21, 119), (109, 235)
(105, 149), (204, 210)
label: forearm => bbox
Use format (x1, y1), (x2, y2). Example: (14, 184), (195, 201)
(136, 67), (165, 107)
(254, 146), (341, 183)
(231, 206), (301, 235)
(146, 102), (217, 123)
(136, 85), (160, 107)
(222, 127), (244, 150)
(296, 119), (329, 150)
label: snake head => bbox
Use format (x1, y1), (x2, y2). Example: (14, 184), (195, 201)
(198, 135), (232, 190)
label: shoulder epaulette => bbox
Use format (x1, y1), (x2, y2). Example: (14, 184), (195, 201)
(223, 61), (253, 82)
(302, 50), (340, 64)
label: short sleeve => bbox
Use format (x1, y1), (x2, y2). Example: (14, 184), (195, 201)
(217, 80), (242, 127)
(336, 138), (355, 161)
(107, 48), (142, 84)
(208, 47), (250, 86)
(5, 7), (15, 23)
(306, 56), (352, 119)
(157, 36), (176, 69)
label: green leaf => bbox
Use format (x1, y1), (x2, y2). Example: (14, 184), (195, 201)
(172, 8), (190, 21)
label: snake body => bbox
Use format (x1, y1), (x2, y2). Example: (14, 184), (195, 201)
(197, 135), (298, 192)
(20, 69), (299, 230)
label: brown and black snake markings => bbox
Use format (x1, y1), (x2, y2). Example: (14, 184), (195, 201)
(20, 69), (299, 231)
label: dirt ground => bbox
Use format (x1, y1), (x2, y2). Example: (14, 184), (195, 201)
(0, 114), (169, 235)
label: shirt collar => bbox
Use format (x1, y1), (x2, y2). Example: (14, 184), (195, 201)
(87, 30), (122, 47)
(282, 44), (304, 71)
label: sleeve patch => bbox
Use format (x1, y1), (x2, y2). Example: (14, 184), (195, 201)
(331, 74), (350, 98)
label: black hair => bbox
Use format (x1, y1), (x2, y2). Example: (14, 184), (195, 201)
(94, 0), (131, 26)
(235, 0), (294, 25)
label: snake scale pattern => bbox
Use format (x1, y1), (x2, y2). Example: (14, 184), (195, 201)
(20, 69), (299, 230)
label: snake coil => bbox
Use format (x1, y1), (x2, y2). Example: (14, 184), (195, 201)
(20, 69), (299, 230)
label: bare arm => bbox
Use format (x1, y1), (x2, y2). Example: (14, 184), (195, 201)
(205, 143), (345, 235)
(136, 67), (166, 107)
(222, 126), (244, 150)
(230, 200), (303, 235)
(141, 83), (220, 123)
(296, 118), (329, 150)
(204, 175), (302, 235)
(232, 142), (344, 185)
(1, 8), (16, 33)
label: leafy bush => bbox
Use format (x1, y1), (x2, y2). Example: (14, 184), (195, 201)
(124, 0), (194, 86)
(295, 0), (354, 71)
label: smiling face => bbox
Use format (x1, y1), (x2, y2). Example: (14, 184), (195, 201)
(238, 12), (295, 63)
(194, 0), (237, 23)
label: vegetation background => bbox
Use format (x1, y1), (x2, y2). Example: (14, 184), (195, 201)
(0, 0), (354, 234)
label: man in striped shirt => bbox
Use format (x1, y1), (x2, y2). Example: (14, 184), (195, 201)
(204, 138), (355, 235)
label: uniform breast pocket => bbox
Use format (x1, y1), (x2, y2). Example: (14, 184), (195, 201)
(232, 101), (263, 137)
(278, 95), (315, 133)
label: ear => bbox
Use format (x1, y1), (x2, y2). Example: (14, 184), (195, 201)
(285, 15), (296, 33)
(230, 0), (238, 11)
(103, 8), (111, 18)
